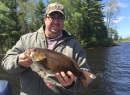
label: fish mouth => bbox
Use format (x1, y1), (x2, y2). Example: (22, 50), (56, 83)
(26, 48), (45, 61)
(24, 48), (38, 61)
(29, 52), (35, 59)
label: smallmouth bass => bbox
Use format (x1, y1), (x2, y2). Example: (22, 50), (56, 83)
(24, 48), (96, 89)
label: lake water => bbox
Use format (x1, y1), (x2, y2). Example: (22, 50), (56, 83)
(0, 42), (130, 95)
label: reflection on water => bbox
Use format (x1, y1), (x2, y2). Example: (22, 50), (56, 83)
(83, 42), (130, 95)
(0, 42), (130, 95)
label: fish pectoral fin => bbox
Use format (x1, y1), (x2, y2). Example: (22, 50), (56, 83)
(39, 70), (47, 77)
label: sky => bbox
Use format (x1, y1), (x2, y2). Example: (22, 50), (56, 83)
(110, 0), (130, 38)
(43, 0), (130, 38)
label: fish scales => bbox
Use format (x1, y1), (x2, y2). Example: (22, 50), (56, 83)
(24, 48), (96, 90)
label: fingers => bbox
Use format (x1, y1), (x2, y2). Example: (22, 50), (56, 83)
(18, 53), (32, 67)
(56, 72), (67, 86)
(67, 71), (74, 79)
(55, 71), (75, 87)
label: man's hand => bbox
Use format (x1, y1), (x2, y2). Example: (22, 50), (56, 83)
(18, 51), (33, 67)
(55, 71), (75, 87)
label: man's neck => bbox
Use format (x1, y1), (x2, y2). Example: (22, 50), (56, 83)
(46, 33), (63, 40)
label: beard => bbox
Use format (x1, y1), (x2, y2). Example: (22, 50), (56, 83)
(50, 28), (61, 34)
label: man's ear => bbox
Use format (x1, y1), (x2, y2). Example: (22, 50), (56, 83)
(44, 16), (47, 21)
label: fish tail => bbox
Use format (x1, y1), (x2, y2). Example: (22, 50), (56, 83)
(80, 70), (96, 89)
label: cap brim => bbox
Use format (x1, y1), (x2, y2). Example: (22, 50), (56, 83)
(47, 10), (64, 15)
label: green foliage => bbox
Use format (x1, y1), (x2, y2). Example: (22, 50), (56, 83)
(0, 33), (9, 38)
(2, 46), (10, 54)
(43, 0), (114, 48)
(0, 0), (22, 32)
(10, 31), (21, 46)
(0, 0), (117, 53)
(0, 0), (46, 53)
(118, 36), (130, 42)
(0, 33), (9, 53)
(0, 0), (22, 53)
(108, 27), (119, 41)
(28, 0), (46, 32)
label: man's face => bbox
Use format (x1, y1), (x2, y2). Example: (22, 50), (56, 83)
(44, 12), (64, 38)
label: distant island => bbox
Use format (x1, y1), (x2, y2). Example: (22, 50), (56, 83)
(117, 36), (130, 42)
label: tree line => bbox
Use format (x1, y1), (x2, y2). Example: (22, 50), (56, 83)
(0, 0), (120, 53)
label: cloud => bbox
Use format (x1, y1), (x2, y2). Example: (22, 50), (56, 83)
(113, 16), (124, 23)
(119, 2), (128, 8)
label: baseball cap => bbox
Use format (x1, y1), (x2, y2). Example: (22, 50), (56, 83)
(45, 2), (65, 16)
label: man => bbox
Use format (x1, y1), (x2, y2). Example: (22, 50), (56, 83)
(2, 2), (91, 95)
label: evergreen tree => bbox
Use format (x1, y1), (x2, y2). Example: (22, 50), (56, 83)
(49, 0), (110, 47)
(28, 0), (46, 32)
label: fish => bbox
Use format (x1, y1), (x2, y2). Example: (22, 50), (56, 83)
(24, 48), (96, 90)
